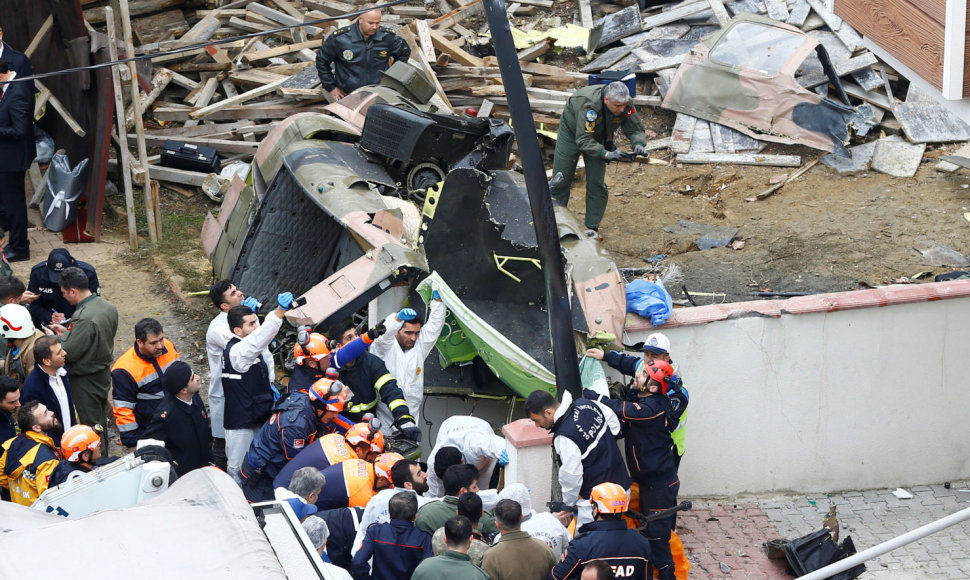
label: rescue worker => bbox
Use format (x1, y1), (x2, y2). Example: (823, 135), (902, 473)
(1, 303), (45, 382)
(587, 332), (689, 471)
(425, 415), (508, 498)
(552, 482), (654, 580)
(111, 318), (180, 451)
(0, 375), (19, 444)
(352, 491), (432, 580)
(315, 453), (400, 510)
(496, 483), (572, 560)
(525, 388), (630, 528)
(315, 3), (411, 99)
(289, 325), (384, 394)
(352, 458), (432, 556)
(328, 320), (421, 442)
(369, 288), (447, 425)
(0, 401), (61, 505)
(274, 418), (383, 491)
(48, 267), (119, 451)
(206, 278), (261, 470)
(48, 424), (101, 487)
(26, 248), (100, 329)
(222, 292), (293, 483)
(584, 360), (678, 580)
(20, 335), (75, 443)
(140, 361), (212, 476)
(240, 378), (351, 502)
(549, 81), (649, 237)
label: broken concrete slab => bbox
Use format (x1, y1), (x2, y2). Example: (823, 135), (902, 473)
(820, 139), (877, 174)
(620, 24), (690, 46)
(936, 144), (970, 172)
(870, 136), (925, 177)
(892, 101), (970, 144)
(662, 219), (740, 250)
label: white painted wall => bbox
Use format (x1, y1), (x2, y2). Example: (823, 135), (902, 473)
(625, 296), (970, 496)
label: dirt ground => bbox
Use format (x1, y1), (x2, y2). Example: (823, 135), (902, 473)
(556, 108), (970, 305)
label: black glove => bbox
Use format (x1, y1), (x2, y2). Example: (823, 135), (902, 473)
(605, 150), (625, 162)
(582, 388), (604, 402)
(366, 322), (387, 341)
(397, 420), (422, 442)
(548, 501), (578, 514)
(633, 144), (649, 157)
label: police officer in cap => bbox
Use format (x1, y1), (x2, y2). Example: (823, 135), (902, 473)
(26, 248), (100, 329)
(141, 361), (212, 476)
(315, 3), (411, 100)
(550, 81), (649, 239)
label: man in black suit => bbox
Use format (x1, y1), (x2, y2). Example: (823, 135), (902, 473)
(0, 59), (35, 262)
(0, 26), (33, 77)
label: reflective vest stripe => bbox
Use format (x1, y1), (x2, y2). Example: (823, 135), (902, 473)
(374, 374), (393, 391)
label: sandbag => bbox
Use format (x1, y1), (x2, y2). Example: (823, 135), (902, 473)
(626, 278), (673, 326)
(42, 153), (88, 232)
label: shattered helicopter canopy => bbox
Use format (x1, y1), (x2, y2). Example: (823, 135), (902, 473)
(662, 14), (874, 156)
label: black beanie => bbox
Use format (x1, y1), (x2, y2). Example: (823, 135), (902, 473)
(163, 361), (193, 395)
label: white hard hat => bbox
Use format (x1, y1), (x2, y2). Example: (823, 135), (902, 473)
(641, 332), (670, 355)
(0, 304), (36, 339)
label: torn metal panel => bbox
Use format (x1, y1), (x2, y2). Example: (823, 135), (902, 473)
(596, 5), (642, 48)
(662, 14), (874, 155)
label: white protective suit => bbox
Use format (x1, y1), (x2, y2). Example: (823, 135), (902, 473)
(205, 312), (232, 439)
(553, 390), (624, 528)
(426, 415), (506, 498)
(369, 298), (446, 425)
(495, 483), (572, 559)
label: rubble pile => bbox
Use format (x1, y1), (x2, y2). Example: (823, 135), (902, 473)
(81, 0), (970, 194)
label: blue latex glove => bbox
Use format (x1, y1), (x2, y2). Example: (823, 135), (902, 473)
(277, 292), (294, 309)
(498, 449), (509, 467)
(241, 296), (260, 313)
(398, 308), (417, 321)
(432, 289), (441, 301)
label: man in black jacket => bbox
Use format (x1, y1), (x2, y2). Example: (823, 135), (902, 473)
(27, 248), (101, 328)
(141, 360), (212, 476)
(0, 27), (32, 77)
(0, 59), (35, 261)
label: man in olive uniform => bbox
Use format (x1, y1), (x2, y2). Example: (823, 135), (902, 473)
(550, 81), (649, 237)
(48, 267), (118, 450)
(315, 3), (411, 100)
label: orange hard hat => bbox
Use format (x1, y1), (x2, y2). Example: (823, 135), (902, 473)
(374, 452), (404, 483)
(61, 425), (101, 462)
(309, 378), (348, 412)
(591, 482), (628, 514)
(345, 422), (385, 453)
(294, 331), (331, 365)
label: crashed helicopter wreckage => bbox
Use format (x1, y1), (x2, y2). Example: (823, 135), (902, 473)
(201, 62), (627, 398)
(662, 14), (876, 156)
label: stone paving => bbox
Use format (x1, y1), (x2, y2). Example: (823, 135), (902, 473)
(681, 482), (970, 579)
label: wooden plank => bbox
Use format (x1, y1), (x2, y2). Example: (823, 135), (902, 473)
(786, 0), (811, 27)
(578, 0), (594, 29)
(270, 0), (305, 20)
(804, 0), (842, 30)
(641, 1), (708, 31)
(151, 47), (205, 65)
(517, 38), (552, 62)
(187, 76), (221, 107)
(414, 20), (437, 63)
(431, 0), (483, 30)
(580, 46), (633, 73)
(119, 0), (159, 241)
(154, 103), (324, 121)
(834, 0), (945, 91)
(176, 14), (221, 46)
(190, 78), (289, 120)
(126, 67), (175, 129)
(35, 81), (86, 137)
(247, 2), (323, 37)
(670, 114), (697, 154)
(242, 38), (324, 63)
(688, 120), (714, 154)
(170, 62), (233, 73)
(25, 15), (55, 57)
(33, 86), (51, 119)
(677, 152), (802, 166)
(144, 120), (264, 137)
(796, 52), (878, 88)
(515, 0), (554, 6)
(147, 165), (210, 187)
(303, 0), (355, 16)
(596, 6), (641, 48)
(227, 16), (276, 34)
(746, 159), (819, 201)
(279, 65), (321, 90)
(430, 30), (484, 66)
(707, 0), (732, 26)
(85, 0), (184, 24)
(104, 6), (138, 250)
(477, 99), (494, 117)
(134, 135), (260, 154)
(391, 5), (429, 17)
(169, 70), (199, 91)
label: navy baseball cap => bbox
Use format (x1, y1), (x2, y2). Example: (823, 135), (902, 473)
(47, 248), (77, 276)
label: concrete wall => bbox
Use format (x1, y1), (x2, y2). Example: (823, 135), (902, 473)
(624, 280), (970, 496)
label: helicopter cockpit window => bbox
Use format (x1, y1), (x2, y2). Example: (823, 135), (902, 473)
(709, 22), (805, 74)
